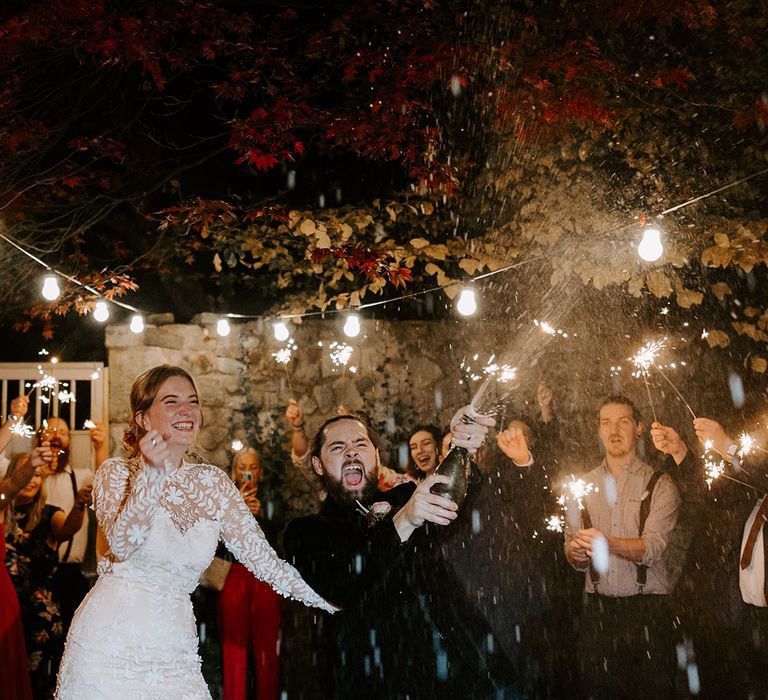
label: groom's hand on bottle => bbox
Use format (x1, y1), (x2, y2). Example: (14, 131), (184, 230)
(392, 473), (458, 542)
(449, 405), (495, 454)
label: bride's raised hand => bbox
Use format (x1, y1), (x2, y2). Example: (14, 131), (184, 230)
(140, 430), (170, 468)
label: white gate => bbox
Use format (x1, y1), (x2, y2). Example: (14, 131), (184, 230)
(0, 362), (108, 470)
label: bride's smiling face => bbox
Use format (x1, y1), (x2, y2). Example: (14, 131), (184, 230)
(138, 376), (202, 450)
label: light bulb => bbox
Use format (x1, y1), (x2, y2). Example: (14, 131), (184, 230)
(456, 288), (477, 316)
(638, 227), (663, 262)
(42, 275), (60, 301)
(216, 318), (231, 337)
(343, 313), (361, 338)
(93, 301), (109, 323)
(130, 314), (144, 334)
(273, 320), (290, 341)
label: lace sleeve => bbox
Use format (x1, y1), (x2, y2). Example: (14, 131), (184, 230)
(93, 457), (169, 561)
(191, 466), (335, 613)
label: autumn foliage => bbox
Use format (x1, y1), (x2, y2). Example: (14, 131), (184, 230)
(0, 0), (766, 366)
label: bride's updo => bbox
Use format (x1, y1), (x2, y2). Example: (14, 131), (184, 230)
(123, 365), (202, 458)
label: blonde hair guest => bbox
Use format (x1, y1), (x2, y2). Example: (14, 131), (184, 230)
(55, 364), (335, 700)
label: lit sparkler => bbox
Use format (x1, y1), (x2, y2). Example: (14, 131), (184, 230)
(702, 443), (724, 488)
(9, 418), (35, 438)
(329, 341), (354, 368)
(83, 419), (97, 430)
(272, 338), (297, 396)
(630, 340), (666, 423)
(557, 475), (597, 512)
(738, 432), (756, 458)
(231, 439), (244, 452)
(545, 514), (565, 533)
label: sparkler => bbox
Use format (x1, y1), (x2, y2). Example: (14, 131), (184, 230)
(545, 514), (565, 533)
(702, 439), (757, 491)
(328, 341), (354, 368)
(83, 419), (96, 430)
(629, 339), (697, 420)
(272, 338), (297, 396)
(738, 432), (756, 458)
(630, 340), (665, 423)
(557, 475), (597, 512)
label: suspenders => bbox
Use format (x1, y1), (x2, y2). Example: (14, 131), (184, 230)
(581, 470), (663, 593)
(61, 469), (78, 563)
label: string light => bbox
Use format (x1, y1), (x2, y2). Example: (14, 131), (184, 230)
(343, 313), (361, 338)
(129, 314), (144, 334)
(42, 275), (61, 301)
(456, 288), (477, 316)
(638, 227), (664, 262)
(3, 166), (768, 336)
(273, 320), (290, 341)
(216, 318), (231, 337)
(93, 301), (110, 323)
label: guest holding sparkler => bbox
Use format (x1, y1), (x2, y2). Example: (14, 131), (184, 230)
(0, 395), (30, 473)
(5, 448), (81, 698)
(564, 395), (680, 699)
(38, 417), (106, 631)
(652, 417), (768, 698)
(0, 407), (40, 700)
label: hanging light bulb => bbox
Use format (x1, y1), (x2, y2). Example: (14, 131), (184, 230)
(343, 313), (361, 338)
(129, 314), (144, 334)
(216, 318), (231, 337)
(42, 275), (60, 301)
(93, 300), (110, 323)
(456, 288), (477, 316)
(273, 320), (290, 341)
(638, 227), (664, 262)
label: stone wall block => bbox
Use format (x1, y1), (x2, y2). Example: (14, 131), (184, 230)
(145, 325), (204, 351)
(105, 325), (145, 349)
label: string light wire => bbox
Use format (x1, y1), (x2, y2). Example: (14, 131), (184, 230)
(3, 165), (767, 325)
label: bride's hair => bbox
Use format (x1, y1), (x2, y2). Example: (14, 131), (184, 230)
(123, 365), (203, 458)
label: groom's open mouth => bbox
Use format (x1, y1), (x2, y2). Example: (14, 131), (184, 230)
(342, 461), (364, 488)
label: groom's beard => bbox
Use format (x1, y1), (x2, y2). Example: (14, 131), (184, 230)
(323, 468), (379, 508)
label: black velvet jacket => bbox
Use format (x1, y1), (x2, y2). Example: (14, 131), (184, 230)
(283, 483), (511, 700)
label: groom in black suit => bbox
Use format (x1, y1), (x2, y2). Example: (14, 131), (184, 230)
(284, 410), (514, 699)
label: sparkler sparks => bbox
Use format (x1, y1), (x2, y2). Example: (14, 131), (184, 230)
(271, 338), (297, 365)
(545, 514), (565, 533)
(630, 339), (667, 378)
(738, 432), (756, 458)
(482, 362), (517, 382)
(557, 475), (597, 512)
(83, 420), (96, 430)
(329, 341), (354, 368)
(9, 419), (35, 438)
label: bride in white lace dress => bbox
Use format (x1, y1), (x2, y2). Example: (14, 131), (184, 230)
(56, 365), (334, 699)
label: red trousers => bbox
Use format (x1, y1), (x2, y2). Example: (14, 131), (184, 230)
(217, 562), (283, 700)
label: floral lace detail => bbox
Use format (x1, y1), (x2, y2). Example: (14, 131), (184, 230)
(56, 457), (334, 699)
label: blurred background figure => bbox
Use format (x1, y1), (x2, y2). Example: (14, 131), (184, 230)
(0, 399), (36, 700)
(5, 449), (76, 699)
(406, 424), (443, 480)
(217, 446), (283, 700)
(37, 417), (104, 633)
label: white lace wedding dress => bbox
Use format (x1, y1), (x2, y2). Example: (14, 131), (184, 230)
(56, 457), (333, 700)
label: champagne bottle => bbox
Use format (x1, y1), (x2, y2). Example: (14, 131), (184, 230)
(430, 445), (471, 507)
